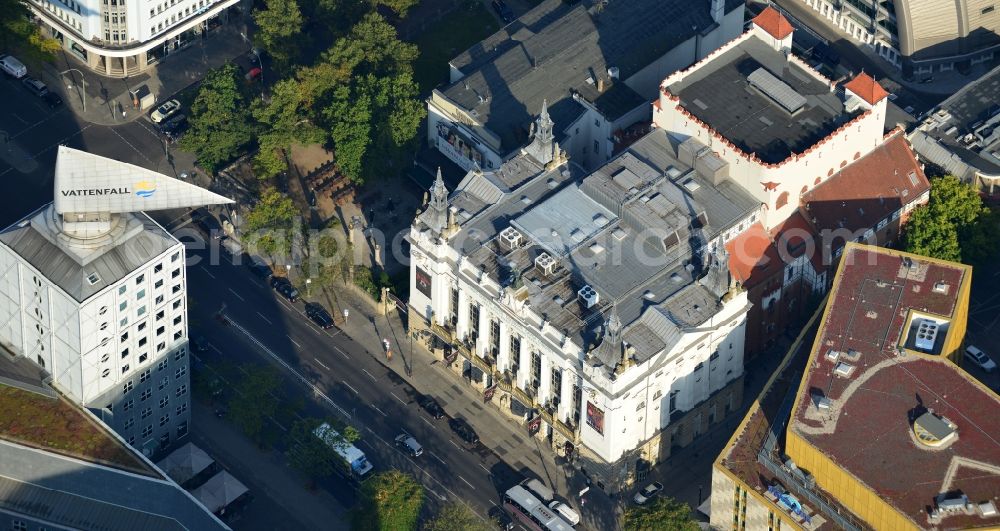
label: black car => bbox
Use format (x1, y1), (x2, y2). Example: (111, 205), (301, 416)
(247, 257), (273, 280)
(417, 395), (445, 419)
(488, 506), (515, 531)
(190, 336), (210, 353)
(42, 92), (63, 109)
(305, 302), (334, 329)
(270, 276), (299, 302)
(21, 76), (49, 97)
(448, 417), (480, 445)
(158, 113), (188, 138)
(492, 0), (514, 23)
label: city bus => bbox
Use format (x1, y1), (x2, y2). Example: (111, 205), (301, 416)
(502, 485), (574, 531)
(313, 422), (373, 479)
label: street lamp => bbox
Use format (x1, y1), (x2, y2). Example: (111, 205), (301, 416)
(60, 68), (86, 112)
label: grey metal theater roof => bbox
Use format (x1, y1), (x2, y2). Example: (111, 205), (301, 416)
(0, 209), (178, 303)
(439, 0), (744, 154)
(668, 36), (853, 164)
(0, 440), (227, 530)
(450, 129), (757, 361)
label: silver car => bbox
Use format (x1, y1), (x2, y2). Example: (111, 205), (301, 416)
(394, 433), (423, 457)
(151, 99), (181, 123)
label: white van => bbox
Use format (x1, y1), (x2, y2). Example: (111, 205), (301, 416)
(523, 478), (554, 502)
(0, 55), (27, 79)
(548, 501), (580, 526)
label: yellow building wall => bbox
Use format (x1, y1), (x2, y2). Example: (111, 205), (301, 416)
(786, 431), (918, 531)
(948, 264), (972, 365)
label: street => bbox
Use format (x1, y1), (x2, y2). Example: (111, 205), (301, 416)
(179, 242), (530, 527)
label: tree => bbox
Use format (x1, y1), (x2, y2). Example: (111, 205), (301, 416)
(623, 497), (699, 531)
(228, 366), (281, 445)
(244, 189), (299, 259)
(352, 470), (425, 531)
(422, 502), (491, 531)
(286, 417), (358, 487)
(254, 0), (304, 71)
(374, 0), (418, 18)
(903, 175), (997, 263)
(0, 0), (61, 64)
(179, 64), (254, 172)
(252, 78), (327, 178)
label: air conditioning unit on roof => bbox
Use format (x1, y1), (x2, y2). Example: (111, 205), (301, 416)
(500, 226), (522, 250)
(535, 253), (556, 276)
(578, 285), (600, 308)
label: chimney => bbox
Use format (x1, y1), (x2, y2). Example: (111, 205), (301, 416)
(597, 77), (605, 93)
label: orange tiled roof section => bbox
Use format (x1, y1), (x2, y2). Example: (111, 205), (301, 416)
(842, 72), (890, 105)
(801, 131), (929, 247)
(752, 6), (794, 40)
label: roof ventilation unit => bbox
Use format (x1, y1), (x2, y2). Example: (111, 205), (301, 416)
(499, 226), (523, 250)
(535, 253), (556, 277)
(914, 319), (939, 351)
(932, 281), (949, 294)
(825, 350), (841, 362)
(578, 285), (600, 308)
(833, 362), (855, 378)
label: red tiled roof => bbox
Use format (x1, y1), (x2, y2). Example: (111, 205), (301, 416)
(752, 6), (794, 40)
(842, 72), (890, 105)
(801, 132), (929, 252)
(790, 245), (995, 529)
(726, 223), (774, 285)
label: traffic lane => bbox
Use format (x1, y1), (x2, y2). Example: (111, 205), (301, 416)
(185, 257), (507, 504)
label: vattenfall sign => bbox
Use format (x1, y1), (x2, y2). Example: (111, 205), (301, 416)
(60, 181), (157, 198)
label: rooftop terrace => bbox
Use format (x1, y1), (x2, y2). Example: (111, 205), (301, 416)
(790, 245), (1000, 529)
(668, 36), (853, 164)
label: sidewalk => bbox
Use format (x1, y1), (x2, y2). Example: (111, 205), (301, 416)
(37, 24), (251, 126)
(190, 401), (349, 531)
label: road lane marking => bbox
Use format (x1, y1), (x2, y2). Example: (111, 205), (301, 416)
(287, 335), (302, 349)
(479, 464), (489, 473)
(421, 417), (434, 428)
(391, 392), (407, 406)
(209, 343), (222, 354)
(343, 381), (359, 394)
(314, 357), (330, 370)
(429, 451), (446, 465)
(334, 346), (350, 359)
(362, 368), (377, 381)
(228, 288), (245, 301)
(199, 266), (216, 279)
(459, 476), (475, 489)
(257, 312), (272, 325)
(373, 405), (387, 417)
(449, 440), (461, 450)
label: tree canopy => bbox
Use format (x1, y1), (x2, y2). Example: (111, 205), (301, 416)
(903, 175), (998, 263)
(244, 189), (300, 258)
(421, 502), (491, 531)
(179, 64), (255, 172)
(253, 0), (304, 71)
(251, 78), (326, 178)
(623, 497), (700, 531)
(0, 0), (61, 64)
(228, 366), (281, 445)
(352, 470), (425, 531)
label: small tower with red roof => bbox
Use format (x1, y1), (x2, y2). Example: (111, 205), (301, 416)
(752, 6), (794, 54)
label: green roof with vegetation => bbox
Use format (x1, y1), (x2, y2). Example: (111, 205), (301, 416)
(0, 384), (157, 476)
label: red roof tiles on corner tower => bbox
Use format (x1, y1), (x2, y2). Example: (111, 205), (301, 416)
(842, 72), (890, 105)
(752, 6), (794, 40)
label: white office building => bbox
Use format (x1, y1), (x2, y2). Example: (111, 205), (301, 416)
(0, 146), (231, 456)
(26, 0), (242, 77)
(409, 112), (757, 492)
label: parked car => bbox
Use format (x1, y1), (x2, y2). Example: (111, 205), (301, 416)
(488, 506), (515, 531)
(21, 77), (49, 97)
(448, 417), (479, 445)
(548, 501), (580, 526)
(0, 54), (27, 78)
(417, 395), (445, 419)
(247, 255), (273, 280)
(394, 433), (424, 457)
(305, 302), (334, 329)
(157, 113), (188, 138)
(492, 0), (514, 22)
(42, 92), (63, 109)
(270, 276), (299, 302)
(964, 345), (997, 372)
(245, 67), (262, 82)
(190, 336), (210, 353)
(151, 99), (181, 123)
(633, 481), (663, 505)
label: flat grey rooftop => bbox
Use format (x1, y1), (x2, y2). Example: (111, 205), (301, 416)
(0, 439), (228, 530)
(0, 206), (178, 303)
(669, 36), (853, 164)
(451, 128), (756, 360)
(440, 0), (743, 154)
